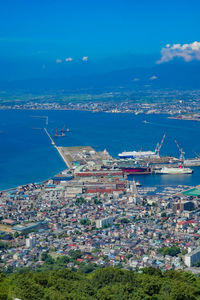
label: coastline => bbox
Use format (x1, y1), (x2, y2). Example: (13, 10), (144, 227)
(169, 116), (200, 122)
(1, 108), (199, 121)
(1, 110), (200, 190)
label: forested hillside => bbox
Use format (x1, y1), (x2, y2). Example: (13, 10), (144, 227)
(0, 267), (200, 299)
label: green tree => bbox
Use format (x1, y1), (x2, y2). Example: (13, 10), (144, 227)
(158, 246), (181, 257)
(69, 250), (83, 260)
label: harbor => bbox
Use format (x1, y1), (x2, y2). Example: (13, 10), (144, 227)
(1, 132), (200, 272)
(2, 110), (200, 190)
(43, 128), (198, 181)
(2, 111), (200, 274)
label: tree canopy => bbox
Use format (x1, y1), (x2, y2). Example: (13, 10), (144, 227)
(0, 266), (200, 299)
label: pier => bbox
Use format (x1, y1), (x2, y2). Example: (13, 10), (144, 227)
(44, 128), (75, 168)
(44, 128), (55, 145)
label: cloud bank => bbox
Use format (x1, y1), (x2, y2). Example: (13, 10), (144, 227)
(56, 56), (88, 63)
(82, 56), (88, 61)
(149, 75), (158, 80)
(66, 57), (73, 62)
(157, 41), (200, 64)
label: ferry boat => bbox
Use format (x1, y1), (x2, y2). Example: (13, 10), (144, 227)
(155, 165), (193, 174)
(118, 150), (158, 159)
(118, 134), (166, 159)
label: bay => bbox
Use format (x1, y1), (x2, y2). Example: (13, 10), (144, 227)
(0, 109), (200, 190)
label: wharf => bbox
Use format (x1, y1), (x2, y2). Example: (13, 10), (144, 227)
(44, 128), (95, 169)
(56, 146), (95, 169)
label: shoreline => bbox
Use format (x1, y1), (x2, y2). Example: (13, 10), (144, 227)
(1, 110), (200, 191)
(169, 116), (200, 122)
(1, 108), (199, 120)
(0, 107), (174, 116)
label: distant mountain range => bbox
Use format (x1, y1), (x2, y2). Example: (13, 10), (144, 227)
(1, 60), (200, 92)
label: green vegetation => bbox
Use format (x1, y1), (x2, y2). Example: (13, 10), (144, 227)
(93, 196), (102, 205)
(194, 261), (200, 267)
(158, 246), (181, 257)
(0, 241), (10, 250)
(80, 219), (91, 226)
(120, 218), (130, 224)
(1, 267), (200, 299)
(75, 197), (86, 206)
(161, 212), (167, 218)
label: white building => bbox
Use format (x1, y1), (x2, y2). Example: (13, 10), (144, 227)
(26, 235), (36, 249)
(96, 217), (113, 228)
(184, 247), (200, 267)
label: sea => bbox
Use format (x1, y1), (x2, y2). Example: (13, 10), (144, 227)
(0, 109), (200, 191)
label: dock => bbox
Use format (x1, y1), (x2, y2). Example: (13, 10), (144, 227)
(43, 129), (96, 169)
(56, 146), (95, 169)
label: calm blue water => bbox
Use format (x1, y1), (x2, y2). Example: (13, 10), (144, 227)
(0, 110), (200, 190)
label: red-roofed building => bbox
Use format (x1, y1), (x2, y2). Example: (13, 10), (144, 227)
(1, 219), (16, 225)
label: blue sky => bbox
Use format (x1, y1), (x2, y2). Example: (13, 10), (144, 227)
(1, 0), (200, 59)
(0, 0), (200, 80)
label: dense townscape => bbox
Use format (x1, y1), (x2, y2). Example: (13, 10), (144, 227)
(0, 89), (200, 118)
(2, 0), (200, 298)
(1, 147), (200, 276)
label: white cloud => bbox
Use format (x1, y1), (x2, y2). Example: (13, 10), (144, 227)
(56, 59), (62, 63)
(149, 75), (158, 80)
(66, 57), (73, 62)
(157, 41), (200, 64)
(82, 56), (88, 61)
(132, 78), (140, 82)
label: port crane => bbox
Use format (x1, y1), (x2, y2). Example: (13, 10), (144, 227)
(155, 133), (166, 156)
(193, 151), (200, 158)
(174, 139), (185, 161)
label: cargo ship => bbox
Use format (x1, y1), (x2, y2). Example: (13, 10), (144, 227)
(116, 160), (151, 174)
(121, 166), (151, 174)
(155, 166), (193, 174)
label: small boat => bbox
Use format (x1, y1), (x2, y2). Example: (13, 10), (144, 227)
(136, 180), (141, 187)
(54, 128), (65, 137)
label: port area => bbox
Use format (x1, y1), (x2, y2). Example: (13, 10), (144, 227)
(55, 146), (196, 178)
(56, 146), (96, 169)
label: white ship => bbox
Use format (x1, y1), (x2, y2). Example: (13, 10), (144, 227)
(155, 166), (193, 174)
(118, 133), (166, 159)
(118, 150), (158, 159)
